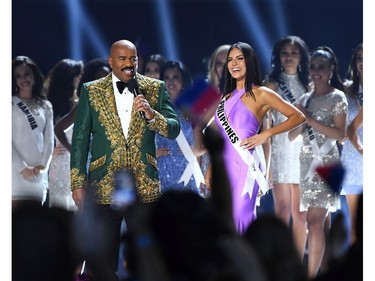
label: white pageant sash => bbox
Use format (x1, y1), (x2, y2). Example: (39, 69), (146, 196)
(14, 96), (43, 153)
(303, 95), (336, 181)
(305, 135), (336, 182)
(176, 131), (205, 190)
(276, 79), (296, 104)
(216, 98), (269, 203)
(14, 96), (38, 130)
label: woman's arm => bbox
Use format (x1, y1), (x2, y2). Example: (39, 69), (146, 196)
(294, 101), (347, 145)
(288, 119), (304, 142)
(264, 89), (306, 136)
(296, 102), (347, 143)
(347, 106), (363, 155)
(41, 101), (55, 169)
(192, 124), (207, 157)
(54, 106), (77, 152)
(242, 88), (306, 150)
(261, 112), (272, 180)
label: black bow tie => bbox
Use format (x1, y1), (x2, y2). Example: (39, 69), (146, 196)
(116, 81), (128, 93)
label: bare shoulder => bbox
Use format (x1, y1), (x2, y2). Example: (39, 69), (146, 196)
(262, 79), (278, 91)
(254, 85), (278, 98)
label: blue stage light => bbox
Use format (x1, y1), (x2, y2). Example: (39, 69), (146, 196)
(270, 0), (288, 37)
(154, 0), (179, 60)
(66, 0), (82, 60)
(65, 0), (107, 60)
(232, 0), (273, 70)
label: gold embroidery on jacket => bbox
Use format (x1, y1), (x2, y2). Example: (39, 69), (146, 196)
(89, 155), (107, 172)
(148, 111), (169, 136)
(146, 153), (158, 170)
(71, 168), (86, 191)
(85, 75), (162, 204)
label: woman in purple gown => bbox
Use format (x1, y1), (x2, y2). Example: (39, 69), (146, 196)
(205, 42), (306, 234)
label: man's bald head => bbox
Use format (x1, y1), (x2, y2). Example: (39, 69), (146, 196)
(110, 40), (137, 56)
(108, 39), (138, 82)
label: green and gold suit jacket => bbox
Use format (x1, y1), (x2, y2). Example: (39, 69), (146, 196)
(70, 73), (180, 204)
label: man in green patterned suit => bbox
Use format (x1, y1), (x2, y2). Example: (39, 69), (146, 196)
(70, 39), (180, 280)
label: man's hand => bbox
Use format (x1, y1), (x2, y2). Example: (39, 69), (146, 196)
(134, 94), (155, 121)
(72, 188), (86, 211)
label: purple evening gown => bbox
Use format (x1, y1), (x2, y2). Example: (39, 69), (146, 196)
(215, 88), (262, 234)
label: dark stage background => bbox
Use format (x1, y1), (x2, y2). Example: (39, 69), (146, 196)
(9, 1), (368, 279)
(12, 0), (363, 79)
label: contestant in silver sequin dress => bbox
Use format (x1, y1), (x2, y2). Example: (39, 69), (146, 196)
(298, 89), (347, 212)
(290, 46), (347, 278)
(48, 125), (77, 210)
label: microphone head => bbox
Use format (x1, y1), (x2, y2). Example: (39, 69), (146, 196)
(128, 78), (138, 93)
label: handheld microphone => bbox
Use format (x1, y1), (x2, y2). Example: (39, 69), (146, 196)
(128, 78), (146, 120)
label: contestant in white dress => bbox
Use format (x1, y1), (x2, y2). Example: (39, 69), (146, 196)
(12, 56), (54, 206)
(263, 35), (310, 258)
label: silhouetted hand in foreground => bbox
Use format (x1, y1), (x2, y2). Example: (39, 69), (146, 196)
(203, 125), (236, 233)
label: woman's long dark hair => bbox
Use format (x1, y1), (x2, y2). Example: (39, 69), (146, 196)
(44, 58), (84, 122)
(77, 57), (110, 97)
(222, 42), (262, 100)
(160, 60), (193, 89)
(311, 46), (344, 92)
(266, 35), (310, 92)
(142, 53), (166, 78)
(12, 56), (46, 100)
(345, 43), (363, 98)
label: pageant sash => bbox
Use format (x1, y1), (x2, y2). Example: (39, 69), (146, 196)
(14, 96), (43, 153)
(216, 97), (269, 201)
(176, 131), (205, 190)
(305, 137), (336, 181)
(14, 96), (38, 130)
(276, 79), (297, 104)
(303, 95), (336, 181)
(357, 84), (363, 106)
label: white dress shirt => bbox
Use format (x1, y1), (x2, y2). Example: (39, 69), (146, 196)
(112, 74), (134, 139)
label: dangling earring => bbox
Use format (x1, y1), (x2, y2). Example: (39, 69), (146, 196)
(329, 71), (333, 84)
(280, 66), (284, 71)
(298, 64), (301, 72)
